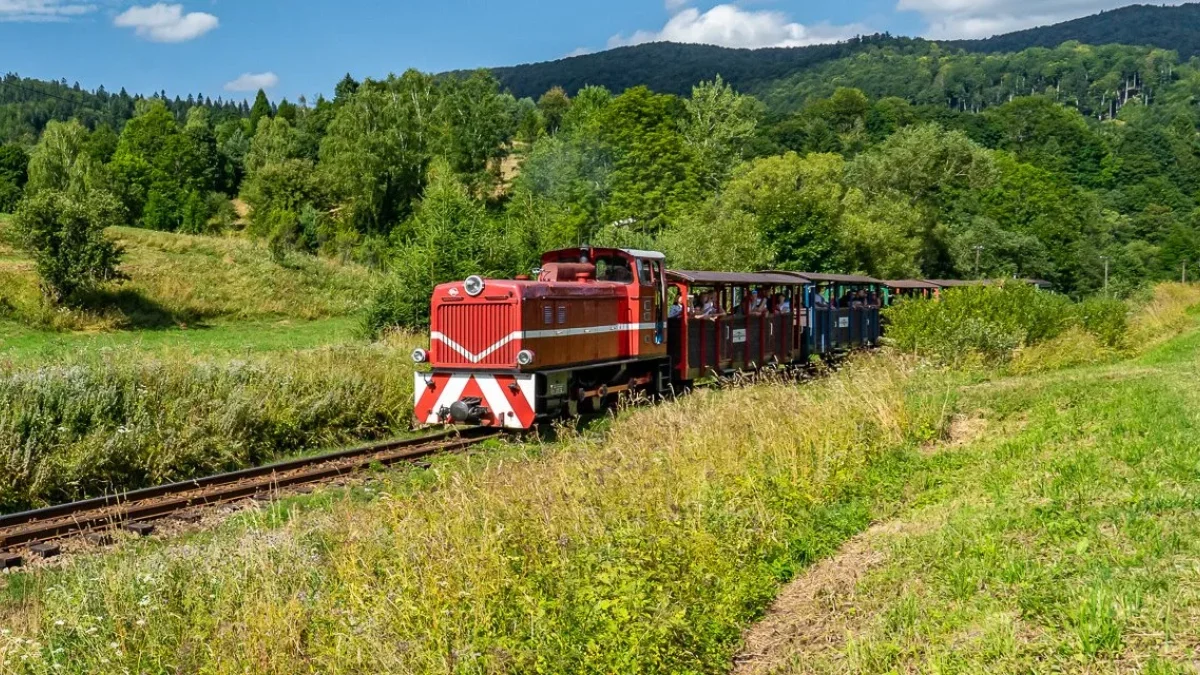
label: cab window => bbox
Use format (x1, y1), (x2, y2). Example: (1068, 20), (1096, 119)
(595, 256), (634, 284)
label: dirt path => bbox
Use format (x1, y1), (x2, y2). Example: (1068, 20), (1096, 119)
(729, 520), (900, 675)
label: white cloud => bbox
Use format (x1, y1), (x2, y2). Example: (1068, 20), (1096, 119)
(664, 0), (688, 10)
(224, 72), (279, 92)
(114, 3), (218, 42)
(564, 46), (594, 58)
(608, 4), (866, 50)
(898, 0), (1188, 39)
(0, 0), (95, 22)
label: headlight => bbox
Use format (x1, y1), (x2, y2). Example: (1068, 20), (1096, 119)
(516, 349), (535, 366)
(464, 275), (485, 297)
(411, 348), (428, 363)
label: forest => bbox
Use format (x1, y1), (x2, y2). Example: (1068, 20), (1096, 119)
(3, 35), (1200, 333)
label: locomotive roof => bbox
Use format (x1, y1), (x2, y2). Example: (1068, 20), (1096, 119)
(883, 280), (940, 290)
(620, 248), (666, 260)
(667, 270), (811, 286)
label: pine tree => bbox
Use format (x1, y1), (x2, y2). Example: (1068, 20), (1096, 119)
(249, 90), (272, 136)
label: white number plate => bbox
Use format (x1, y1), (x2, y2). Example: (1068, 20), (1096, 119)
(732, 329), (747, 344)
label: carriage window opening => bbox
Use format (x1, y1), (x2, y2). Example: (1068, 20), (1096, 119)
(557, 306), (567, 324)
(543, 305), (553, 325)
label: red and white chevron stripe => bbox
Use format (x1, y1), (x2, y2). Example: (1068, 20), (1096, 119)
(414, 372), (538, 430)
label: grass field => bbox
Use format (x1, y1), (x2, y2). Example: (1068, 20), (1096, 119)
(0, 289), (1196, 674)
(0, 316), (358, 363)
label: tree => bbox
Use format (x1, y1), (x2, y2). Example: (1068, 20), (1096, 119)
(537, 87), (571, 135)
(25, 120), (105, 196)
(334, 74), (359, 103)
(241, 159), (321, 238)
(363, 159), (516, 333)
(721, 152), (848, 272)
(985, 96), (1110, 187)
(681, 75), (761, 192)
(109, 100), (220, 229)
(659, 201), (773, 272)
(0, 144), (28, 212)
(244, 117), (305, 174)
(848, 124), (998, 274)
(275, 99), (298, 124)
(319, 71), (439, 235)
(248, 89), (272, 136)
(599, 86), (701, 230)
(13, 189), (125, 304)
(438, 70), (516, 190)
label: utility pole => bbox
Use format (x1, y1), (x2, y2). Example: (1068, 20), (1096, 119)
(1101, 256), (1110, 296)
(974, 245), (985, 279)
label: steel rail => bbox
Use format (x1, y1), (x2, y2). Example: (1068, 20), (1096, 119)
(0, 427), (499, 554)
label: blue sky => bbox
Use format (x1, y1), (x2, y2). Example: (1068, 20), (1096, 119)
(0, 0), (1176, 102)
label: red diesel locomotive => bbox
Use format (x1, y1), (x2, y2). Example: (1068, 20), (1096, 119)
(413, 247), (672, 429)
(412, 246), (886, 430)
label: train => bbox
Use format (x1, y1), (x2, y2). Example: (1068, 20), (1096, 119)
(411, 246), (1042, 431)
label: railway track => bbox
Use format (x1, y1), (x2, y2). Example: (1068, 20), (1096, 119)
(0, 427), (499, 567)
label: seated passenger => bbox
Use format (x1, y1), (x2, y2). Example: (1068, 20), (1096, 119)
(750, 289), (768, 315)
(668, 295), (685, 319)
(700, 292), (724, 318)
(774, 293), (791, 313)
(812, 289), (829, 309)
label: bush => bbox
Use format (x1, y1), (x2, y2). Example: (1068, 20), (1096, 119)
(0, 177), (21, 213)
(13, 189), (127, 304)
(884, 282), (1116, 364)
(1070, 297), (1129, 349)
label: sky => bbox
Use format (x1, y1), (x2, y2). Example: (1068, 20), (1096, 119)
(0, 0), (1185, 102)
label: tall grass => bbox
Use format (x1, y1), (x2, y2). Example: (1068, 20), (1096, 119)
(1127, 282), (1200, 347)
(0, 341), (417, 512)
(0, 356), (947, 674)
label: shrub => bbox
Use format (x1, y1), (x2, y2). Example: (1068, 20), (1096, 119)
(1070, 297), (1129, 349)
(882, 282), (1137, 364)
(0, 177), (21, 213)
(13, 189), (126, 305)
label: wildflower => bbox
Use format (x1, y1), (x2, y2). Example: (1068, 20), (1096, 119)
(135, 620), (145, 627)
(54, 620), (65, 627)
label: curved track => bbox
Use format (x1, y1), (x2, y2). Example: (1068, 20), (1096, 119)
(0, 428), (499, 563)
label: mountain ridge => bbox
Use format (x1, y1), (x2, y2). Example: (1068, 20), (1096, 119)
(476, 3), (1200, 99)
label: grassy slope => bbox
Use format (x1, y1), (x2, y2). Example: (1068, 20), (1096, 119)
(741, 310), (1200, 673)
(0, 224), (375, 339)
